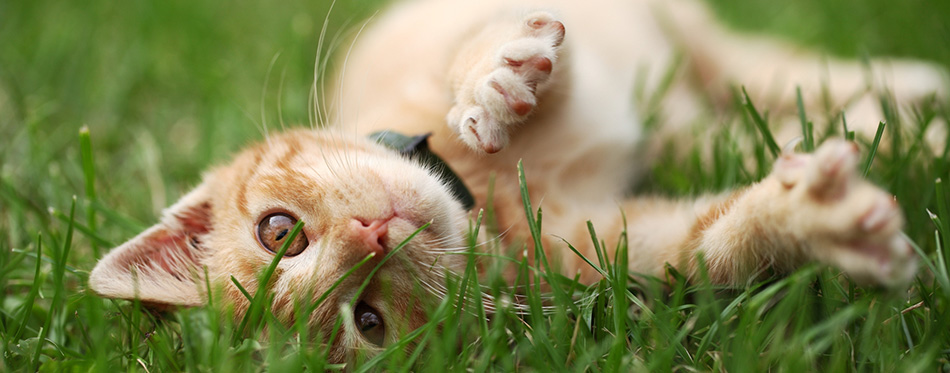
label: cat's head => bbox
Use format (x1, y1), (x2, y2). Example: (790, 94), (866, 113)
(89, 129), (471, 361)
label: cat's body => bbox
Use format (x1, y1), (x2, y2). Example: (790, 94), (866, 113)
(90, 0), (943, 363)
(335, 0), (936, 285)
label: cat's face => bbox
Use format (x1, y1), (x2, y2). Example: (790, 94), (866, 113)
(89, 129), (471, 361)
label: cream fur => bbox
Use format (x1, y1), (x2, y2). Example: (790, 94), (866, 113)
(90, 0), (944, 363)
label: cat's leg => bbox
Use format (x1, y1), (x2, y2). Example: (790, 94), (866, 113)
(709, 46), (946, 144)
(562, 140), (916, 287)
(657, 0), (946, 142)
(680, 140), (914, 286)
(445, 11), (566, 153)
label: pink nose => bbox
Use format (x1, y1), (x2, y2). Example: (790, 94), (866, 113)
(350, 218), (390, 256)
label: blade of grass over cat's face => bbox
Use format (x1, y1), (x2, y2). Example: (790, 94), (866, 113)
(236, 219), (305, 337)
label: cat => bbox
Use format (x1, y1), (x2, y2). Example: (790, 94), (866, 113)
(89, 0), (945, 363)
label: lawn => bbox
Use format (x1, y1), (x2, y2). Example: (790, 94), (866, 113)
(1, 0), (949, 370)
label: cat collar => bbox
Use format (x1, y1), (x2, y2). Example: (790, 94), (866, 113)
(368, 131), (476, 210)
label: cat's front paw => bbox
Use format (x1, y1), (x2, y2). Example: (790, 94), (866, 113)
(446, 12), (565, 153)
(773, 140), (917, 287)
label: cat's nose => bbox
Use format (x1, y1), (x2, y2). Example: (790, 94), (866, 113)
(350, 218), (390, 256)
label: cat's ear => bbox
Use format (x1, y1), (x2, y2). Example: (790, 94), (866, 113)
(89, 182), (215, 306)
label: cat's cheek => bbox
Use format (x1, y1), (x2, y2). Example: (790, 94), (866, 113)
(203, 230), (275, 300)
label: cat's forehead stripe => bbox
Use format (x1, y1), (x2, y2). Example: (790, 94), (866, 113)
(234, 150), (265, 215)
(273, 137), (303, 170)
(231, 132), (389, 219)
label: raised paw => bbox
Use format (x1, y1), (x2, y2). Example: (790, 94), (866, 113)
(772, 140), (916, 287)
(446, 11), (565, 153)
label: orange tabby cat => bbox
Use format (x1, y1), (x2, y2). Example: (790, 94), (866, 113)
(90, 0), (944, 363)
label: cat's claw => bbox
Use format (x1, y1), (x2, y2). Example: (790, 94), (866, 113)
(774, 140), (916, 287)
(447, 11), (565, 153)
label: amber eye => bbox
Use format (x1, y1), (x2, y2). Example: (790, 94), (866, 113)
(355, 301), (386, 346)
(257, 213), (309, 256)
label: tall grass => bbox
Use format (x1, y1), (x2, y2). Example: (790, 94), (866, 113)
(2, 0), (949, 370)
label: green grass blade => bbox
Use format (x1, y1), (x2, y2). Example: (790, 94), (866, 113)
(79, 125), (99, 257)
(517, 160), (545, 260)
(460, 209), (489, 338)
(50, 207), (114, 248)
(237, 219), (304, 336)
(323, 223), (432, 353)
(90, 200), (146, 233)
(12, 233), (44, 342)
(932, 178), (950, 294)
(516, 160), (575, 315)
(304, 251), (376, 315)
(796, 86), (814, 152)
(230, 276), (254, 302)
(864, 121), (886, 177)
(841, 113), (855, 141)
(33, 196), (76, 370)
(349, 222), (430, 308)
(741, 86), (780, 158)
(558, 236), (608, 279)
(587, 221), (608, 274)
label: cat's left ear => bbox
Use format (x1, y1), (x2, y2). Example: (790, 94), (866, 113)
(89, 182), (214, 306)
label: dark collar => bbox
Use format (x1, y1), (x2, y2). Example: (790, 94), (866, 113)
(368, 131), (475, 210)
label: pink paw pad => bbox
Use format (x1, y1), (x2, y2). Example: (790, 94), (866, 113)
(503, 56), (553, 92)
(525, 17), (565, 46)
(490, 81), (534, 116)
(859, 197), (900, 233)
(807, 140), (859, 201)
(446, 11), (565, 154)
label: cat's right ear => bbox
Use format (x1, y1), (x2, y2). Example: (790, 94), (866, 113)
(89, 182), (215, 306)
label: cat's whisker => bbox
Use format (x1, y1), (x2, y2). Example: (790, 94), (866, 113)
(308, 74), (317, 130)
(411, 266), (518, 318)
(325, 130), (344, 173)
(342, 122), (358, 173)
(416, 276), (450, 298)
(335, 12), (376, 129)
(276, 65), (289, 132)
(314, 141), (344, 181)
(333, 14), (378, 174)
(233, 104), (271, 144)
(418, 228), (512, 253)
(322, 20), (353, 130)
(422, 244), (479, 254)
(470, 224), (515, 249)
(423, 233), (465, 246)
(424, 243), (470, 252)
(314, 118), (342, 173)
(417, 275), (553, 316)
(311, 0), (338, 130)
(260, 52), (281, 142)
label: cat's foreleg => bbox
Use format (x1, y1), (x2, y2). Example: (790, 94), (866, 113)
(445, 11), (565, 153)
(618, 140), (916, 287)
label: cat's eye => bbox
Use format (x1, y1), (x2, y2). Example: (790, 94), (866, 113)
(354, 301), (386, 346)
(257, 213), (309, 256)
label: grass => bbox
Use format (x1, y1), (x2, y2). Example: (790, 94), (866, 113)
(2, 0), (950, 371)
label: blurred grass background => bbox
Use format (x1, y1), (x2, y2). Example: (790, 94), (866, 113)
(711, 0), (950, 65)
(2, 0), (383, 228)
(1, 0), (949, 370)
